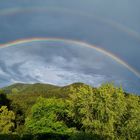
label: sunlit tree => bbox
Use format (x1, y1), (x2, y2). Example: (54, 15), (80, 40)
(25, 97), (75, 135)
(67, 84), (128, 139)
(0, 106), (15, 134)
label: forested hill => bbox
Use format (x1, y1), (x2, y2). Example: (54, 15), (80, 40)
(2, 83), (60, 94)
(0, 82), (140, 140)
(2, 82), (92, 97)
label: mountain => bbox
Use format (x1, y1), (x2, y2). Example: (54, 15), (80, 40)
(2, 83), (60, 94)
(1, 82), (93, 115)
(2, 82), (93, 95)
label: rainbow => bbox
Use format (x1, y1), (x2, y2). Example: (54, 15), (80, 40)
(0, 37), (140, 78)
(0, 7), (140, 78)
(0, 7), (140, 40)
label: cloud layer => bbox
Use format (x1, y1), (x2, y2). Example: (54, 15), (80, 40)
(0, 41), (140, 94)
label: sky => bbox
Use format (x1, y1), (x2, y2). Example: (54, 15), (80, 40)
(0, 0), (140, 94)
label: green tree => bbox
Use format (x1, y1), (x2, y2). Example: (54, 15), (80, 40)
(119, 95), (140, 140)
(11, 88), (19, 94)
(0, 106), (15, 134)
(25, 97), (75, 135)
(67, 84), (127, 139)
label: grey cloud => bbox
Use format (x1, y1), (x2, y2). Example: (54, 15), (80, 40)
(0, 0), (140, 94)
(0, 41), (140, 94)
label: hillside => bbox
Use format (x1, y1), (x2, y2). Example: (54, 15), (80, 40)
(2, 82), (93, 115)
(2, 83), (60, 94)
(2, 82), (93, 96)
(0, 82), (140, 140)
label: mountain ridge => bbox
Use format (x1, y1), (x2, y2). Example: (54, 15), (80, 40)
(2, 82), (91, 94)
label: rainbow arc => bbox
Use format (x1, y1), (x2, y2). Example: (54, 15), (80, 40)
(0, 37), (140, 78)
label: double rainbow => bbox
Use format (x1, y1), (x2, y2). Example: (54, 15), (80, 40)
(0, 6), (140, 78)
(0, 7), (140, 40)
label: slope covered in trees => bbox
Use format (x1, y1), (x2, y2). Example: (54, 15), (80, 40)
(0, 83), (139, 140)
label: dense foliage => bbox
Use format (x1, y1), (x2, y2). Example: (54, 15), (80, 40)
(0, 106), (15, 134)
(0, 83), (139, 140)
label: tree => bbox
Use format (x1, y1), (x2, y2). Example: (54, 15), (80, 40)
(25, 97), (75, 135)
(119, 95), (140, 140)
(11, 88), (19, 94)
(0, 106), (15, 134)
(67, 84), (127, 139)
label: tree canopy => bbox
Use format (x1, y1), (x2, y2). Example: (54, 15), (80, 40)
(0, 83), (139, 140)
(0, 106), (15, 134)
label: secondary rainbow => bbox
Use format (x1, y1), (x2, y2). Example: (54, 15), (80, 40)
(0, 7), (140, 40)
(0, 37), (140, 78)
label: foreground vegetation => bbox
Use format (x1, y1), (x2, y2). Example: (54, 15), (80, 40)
(0, 83), (140, 140)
